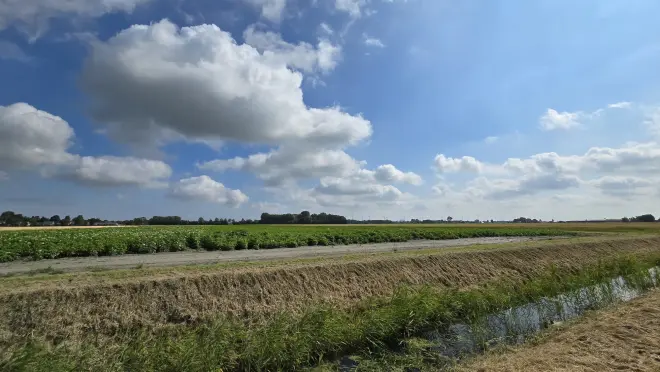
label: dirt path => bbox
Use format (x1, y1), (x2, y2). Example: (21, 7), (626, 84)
(0, 236), (550, 275)
(457, 289), (660, 372)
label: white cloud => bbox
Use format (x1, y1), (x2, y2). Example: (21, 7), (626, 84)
(0, 103), (77, 169)
(0, 0), (151, 40)
(608, 101), (632, 109)
(0, 102), (172, 188)
(170, 175), (248, 207)
(335, 0), (365, 18)
(433, 141), (660, 203)
(243, 25), (341, 74)
(243, 0), (287, 22)
(199, 148), (364, 186)
(363, 34), (385, 48)
(589, 176), (653, 197)
(66, 156), (171, 188)
(81, 20), (368, 150)
(372, 164), (422, 185)
(434, 154), (483, 173)
(539, 108), (582, 131)
(315, 178), (403, 199)
(319, 23), (334, 36)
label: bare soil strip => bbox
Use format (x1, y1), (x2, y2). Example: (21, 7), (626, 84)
(0, 236), (550, 275)
(457, 288), (660, 372)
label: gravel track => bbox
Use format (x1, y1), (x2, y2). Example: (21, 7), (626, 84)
(0, 236), (552, 275)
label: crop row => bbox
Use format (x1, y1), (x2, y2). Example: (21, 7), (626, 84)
(0, 226), (570, 262)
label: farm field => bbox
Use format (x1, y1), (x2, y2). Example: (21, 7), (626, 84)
(1, 224), (660, 371)
(0, 224), (576, 262)
(0, 236), (553, 275)
(1, 234), (660, 371)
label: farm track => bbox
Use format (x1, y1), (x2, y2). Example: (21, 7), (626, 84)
(0, 236), (552, 275)
(457, 288), (660, 372)
(1, 235), (659, 352)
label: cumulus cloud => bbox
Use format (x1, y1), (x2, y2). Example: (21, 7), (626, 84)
(65, 156), (171, 188)
(433, 141), (660, 202)
(81, 20), (369, 150)
(434, 154), (483, 173)
(0, 0), (150, 40)
(0, 102), (171, 188)
(315, 178), (403, 199)
(539, 108), (582, 131)
(170, 175), (248, 207)
(372, 164), (422, 185)
(589, 176), (652, 197)
(0, 103), (77, 169)
(199, 148), (364, 186)
(243, 25), (341, 74)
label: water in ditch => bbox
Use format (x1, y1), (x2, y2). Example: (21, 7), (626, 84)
(339, 268), (658, 371)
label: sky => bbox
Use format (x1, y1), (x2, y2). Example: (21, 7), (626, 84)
(1, 0), (660, 221)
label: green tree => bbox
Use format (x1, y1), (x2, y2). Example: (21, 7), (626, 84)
(73, 215), (86, 226)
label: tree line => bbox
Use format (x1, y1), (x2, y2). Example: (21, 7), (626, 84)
(260, 211), (347, 224)
(621, 214), (656, 222)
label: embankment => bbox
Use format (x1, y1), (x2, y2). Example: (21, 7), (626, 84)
(457, 288), (660, 372)
(1, 236), (659, 351)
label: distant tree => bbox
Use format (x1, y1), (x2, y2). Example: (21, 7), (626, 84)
(633, 214), (655, 222)
(447, 216), (453, 222)
(299, 211), (312, 224)
(622, 217), (630, 223)
(50, 215), (61, 223)
(73, 215), (86, 226)
(62, 215), (71, 226)
(0, 211), (16, 225)
(198, 217), (205, 225)
(88, 218), (102, 225)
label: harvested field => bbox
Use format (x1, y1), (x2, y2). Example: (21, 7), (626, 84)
(457, 288), (660, 372)
(1, 235), (659, 353)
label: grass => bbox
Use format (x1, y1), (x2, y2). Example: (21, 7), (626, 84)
(3, 251), (659, 371)
(451, 288), (660, 372)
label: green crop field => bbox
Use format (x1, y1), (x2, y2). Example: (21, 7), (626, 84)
(0, 225), (572, 262)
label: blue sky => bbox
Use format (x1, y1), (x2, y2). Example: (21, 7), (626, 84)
(2, 0), (660, 221)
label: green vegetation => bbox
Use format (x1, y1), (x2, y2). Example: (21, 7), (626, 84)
(0, 225), (571, 262)
(3, 252), (658, 371)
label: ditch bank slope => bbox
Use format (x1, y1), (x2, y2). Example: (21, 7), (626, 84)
(457, 288), (660, 372)
(1, 236), (659, 349)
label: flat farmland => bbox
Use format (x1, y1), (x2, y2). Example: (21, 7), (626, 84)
(2, 223), (660, 371)
(0, 224), (576, 263)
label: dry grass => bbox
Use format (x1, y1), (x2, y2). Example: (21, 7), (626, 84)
(1, 236), (659, 351)
(457, 289), (660, 372)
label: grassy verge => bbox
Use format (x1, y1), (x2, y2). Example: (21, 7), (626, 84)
(4, 250), (659, 371)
